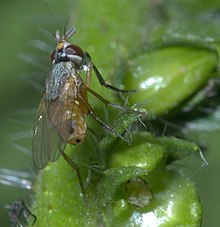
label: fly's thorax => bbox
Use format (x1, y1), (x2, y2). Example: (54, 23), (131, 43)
(47, 61), (89, 114)
(45, 62), (80, 101)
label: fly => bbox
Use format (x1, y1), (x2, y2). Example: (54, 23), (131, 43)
(32, 27), (141, 196)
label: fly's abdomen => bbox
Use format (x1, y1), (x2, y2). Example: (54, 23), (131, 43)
(67, 115), (87, 144)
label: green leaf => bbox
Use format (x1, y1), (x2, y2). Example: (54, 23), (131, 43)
(31, 131), (202, 226)
(111, 170), (202, 227)
(121, 45), (218, 117)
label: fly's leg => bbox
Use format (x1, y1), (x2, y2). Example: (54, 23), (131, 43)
(6, 200), (36, 226)
(89, 108), (130, 144)
(81, 97), (131, 144)
(85, 52), (136, 93)
(85, 60), (93, 87)
(61, 152), (86, 200)
(85, 85), (145, 115)
(20, 200), (37, 226)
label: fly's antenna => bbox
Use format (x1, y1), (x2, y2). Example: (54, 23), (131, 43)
(63, 16), (70, 36)
(64, 26), (76, 40)
(55, 15), (76, 44)
(55, 29), (61, 43)
(55, 27), (76, 43)
(62, 16), (76, 40)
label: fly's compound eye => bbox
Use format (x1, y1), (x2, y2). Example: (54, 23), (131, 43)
(50, 44), (84, 68)
(65, 44), (84, 69)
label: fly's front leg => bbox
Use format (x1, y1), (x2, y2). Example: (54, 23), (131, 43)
(84, 52), (136, 93)
(85, 61), (93, 87)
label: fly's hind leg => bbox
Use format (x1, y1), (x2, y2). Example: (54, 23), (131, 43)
(61, 151), (86, 200)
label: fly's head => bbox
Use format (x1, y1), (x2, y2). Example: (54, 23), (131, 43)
(51, 27), (85, 70)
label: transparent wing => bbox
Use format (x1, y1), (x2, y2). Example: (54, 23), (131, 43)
(32, 94), (66, 169)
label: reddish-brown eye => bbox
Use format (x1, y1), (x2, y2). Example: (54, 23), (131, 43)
(65, 45), (84, 58)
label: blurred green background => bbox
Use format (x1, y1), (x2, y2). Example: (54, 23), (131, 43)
(0, 0), (220, 226)
(0, 1), (70, 226)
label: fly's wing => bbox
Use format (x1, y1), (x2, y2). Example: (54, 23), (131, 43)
(32, 94), (66, 169)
